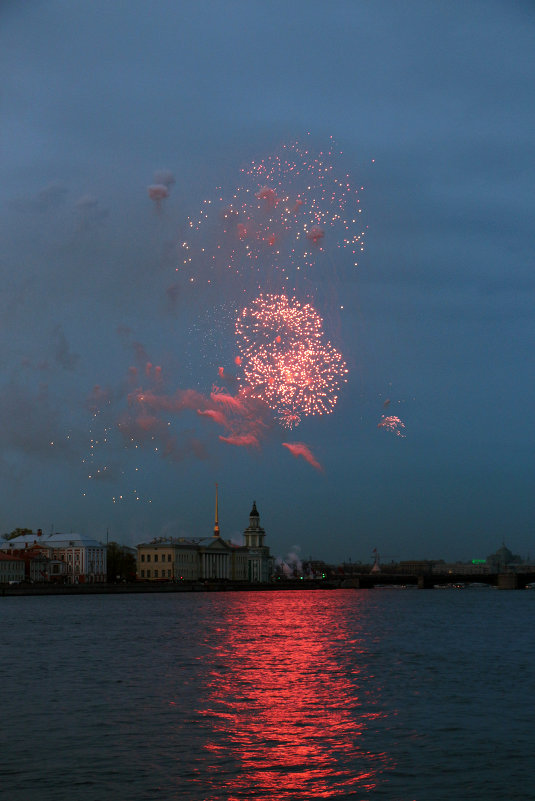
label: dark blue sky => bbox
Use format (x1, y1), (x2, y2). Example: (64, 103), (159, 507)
(1, 1), (534, 563)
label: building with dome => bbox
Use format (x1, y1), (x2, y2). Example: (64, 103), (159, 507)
(486, 544), (522, 571)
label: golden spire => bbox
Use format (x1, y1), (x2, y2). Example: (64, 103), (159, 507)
(214, 482), (220, 537)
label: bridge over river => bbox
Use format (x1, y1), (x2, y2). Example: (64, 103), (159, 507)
(341, 572), (535, 589)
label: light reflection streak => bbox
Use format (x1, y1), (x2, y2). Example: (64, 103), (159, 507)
(192, 592), (393, 799)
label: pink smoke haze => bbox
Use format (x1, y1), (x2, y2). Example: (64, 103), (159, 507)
(210, 390), (249, 416)
(86, 385), (111, 412)
(216, 366), (238, 387)
(147, 184), (169, 211)
(135, 414), (161, 432)
(197, 408), (229, 428)
(129, 387), (207, 414)
(306, 226), (325, 244)
(161, 435), (208, 463)
(153, 169), (175, 188)
(282, 441), (323, 471)
(219, 433), (260, 448)
(255, 186), (278, 207)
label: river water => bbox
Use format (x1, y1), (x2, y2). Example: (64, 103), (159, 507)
(1, 589), (534, 800)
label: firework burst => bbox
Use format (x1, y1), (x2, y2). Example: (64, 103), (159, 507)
(236, 293), (347, 427)
(378, 415), (406, 437)
(178, 137), (367, 298)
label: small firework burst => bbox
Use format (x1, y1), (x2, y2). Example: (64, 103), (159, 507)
(278, 407), (302, 429)
(378, 415), (406, 437)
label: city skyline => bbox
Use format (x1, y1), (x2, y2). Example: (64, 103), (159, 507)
(1, 1), (534, 563)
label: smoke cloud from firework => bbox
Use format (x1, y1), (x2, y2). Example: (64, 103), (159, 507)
(282, 442), (323, 472)
(147, 170), (175, 212)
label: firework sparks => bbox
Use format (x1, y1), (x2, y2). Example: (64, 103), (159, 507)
(178, 137), (367, 297)
(377, 415), (406, 437)
(236, 293), (347, 427)
(278, 407), (302, 429)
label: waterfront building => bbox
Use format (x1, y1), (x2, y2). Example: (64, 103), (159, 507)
(0, 531), (106, 583)
(432, 561), (491, 576)
(3, 546), (65, 583)
(137, 536), (239, 581)
(486, 544), (522, 570)
(0, 552), (25, 583)
(136, 496), (273, 583)
(398, 560), (435, 575)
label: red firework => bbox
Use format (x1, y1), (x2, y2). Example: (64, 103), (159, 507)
(235, 293), (347, 427)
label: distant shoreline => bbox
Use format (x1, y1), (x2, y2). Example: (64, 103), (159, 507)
(0, 580), (340, 597)
(3, 572), (533, 596)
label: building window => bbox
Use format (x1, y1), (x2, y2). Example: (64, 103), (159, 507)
(167, 570), (171, 578)
(140, 570), (145, 578)
(147, 554), (151, 562)
(146, 569), (151, 578)
(154, 554), (158, 562)
(168, 554), (172, 562)
(141, 554), (145, 562)
(154, 569), (158, 578)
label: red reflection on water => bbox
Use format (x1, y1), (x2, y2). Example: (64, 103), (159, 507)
(195, 591), (393, 799)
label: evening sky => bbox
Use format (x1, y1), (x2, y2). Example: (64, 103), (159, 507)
(1, 1), (534, 563)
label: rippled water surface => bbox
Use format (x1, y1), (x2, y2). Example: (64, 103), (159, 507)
(2, 589), (534, 800)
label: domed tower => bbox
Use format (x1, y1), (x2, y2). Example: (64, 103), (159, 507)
(244, 501), (265, 548)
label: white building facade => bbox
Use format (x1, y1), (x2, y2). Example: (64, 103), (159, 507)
(1, 532), (106, 583)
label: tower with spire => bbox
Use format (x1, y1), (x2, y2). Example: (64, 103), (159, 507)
(213, 483), (220, 537)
